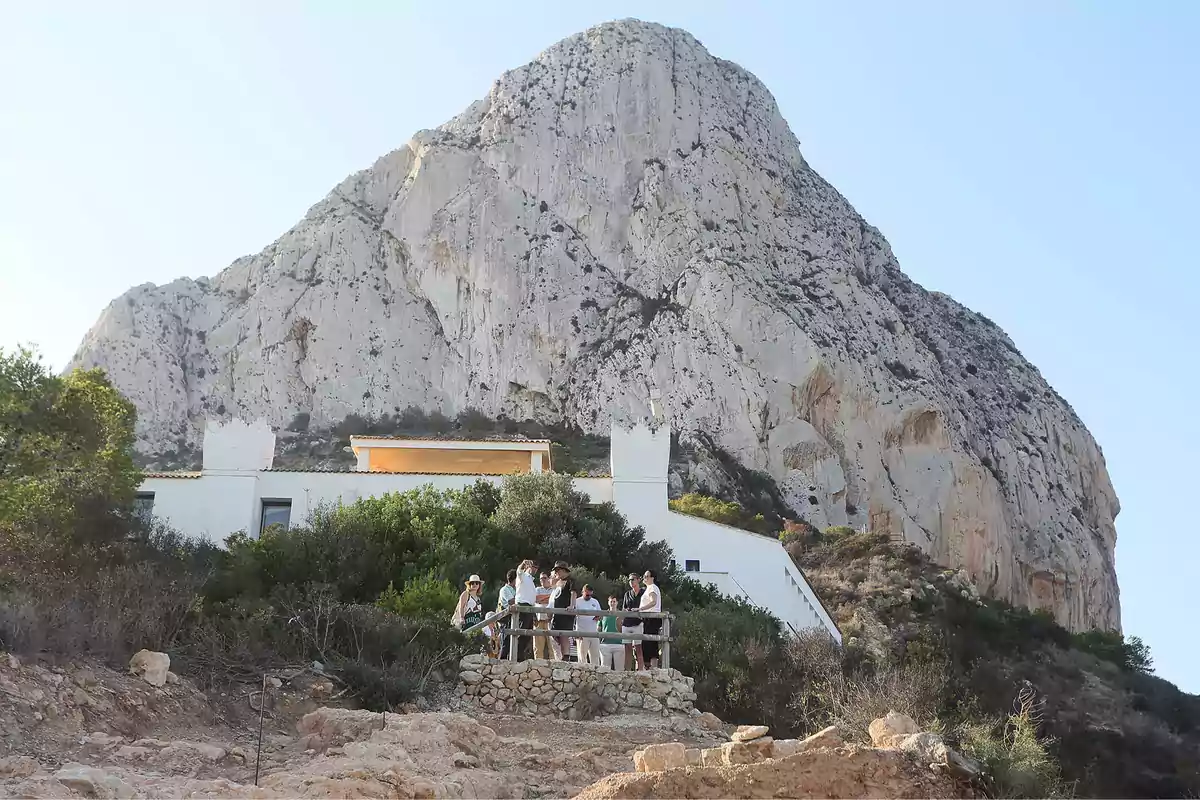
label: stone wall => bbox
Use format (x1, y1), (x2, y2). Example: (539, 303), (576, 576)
(454, 655), (696, 719)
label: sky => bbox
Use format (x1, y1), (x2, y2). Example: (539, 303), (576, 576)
(1, 1), (1197, 690)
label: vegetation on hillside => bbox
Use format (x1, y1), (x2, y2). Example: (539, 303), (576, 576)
(668, 492), (776, 535)
(2, 347), (1197, 798)
(788, 528), (1199, 799)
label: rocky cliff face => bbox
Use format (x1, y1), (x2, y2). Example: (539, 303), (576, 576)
(68, 20), (1120, 631)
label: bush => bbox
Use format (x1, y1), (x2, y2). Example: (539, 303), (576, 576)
(955, 688), (1067, 799)
(204, 483), (498, 607)
(675, 598), (786, 724)
(1071, 629), (1153, 675)
(820, 658), (950, 742)
(376, 572), (459, 620)
(0, 522), (214, 662)
(183, 587), (469, 707)
(565, 565), (623, 607)
(669, 492), (775, 535)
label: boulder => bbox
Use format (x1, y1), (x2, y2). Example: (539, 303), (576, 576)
(84, 731), (126, 748)
(54, 764), (136, 799)
(0, 756), (39, 778)
(891, 732), (983, 779)
(695, 711), (724, 731)
(869, 711), (919, 746)
(774, 725), (845, 758)
(731, 724), (770, 742)
(638, 743), (686, 772)
(892, 731), (944, 763)
(128, 650), (170, 687)
(746, 736), (775, 759)
(721, 741), (763, 765)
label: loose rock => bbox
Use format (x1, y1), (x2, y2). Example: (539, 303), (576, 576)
(127, 650), (170, 688)
(731, 724), (769, 742)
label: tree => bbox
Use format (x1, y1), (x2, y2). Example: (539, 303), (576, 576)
(492, 472), (671, 579)
(0, 347), (141, 558)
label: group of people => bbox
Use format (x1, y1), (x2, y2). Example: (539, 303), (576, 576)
(450, 561), (665, 670)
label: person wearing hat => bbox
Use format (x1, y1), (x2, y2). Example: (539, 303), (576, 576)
(452, 575), (486, 636)
(549, 562), (576, 661)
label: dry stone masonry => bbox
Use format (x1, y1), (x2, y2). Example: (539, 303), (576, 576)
(68, 19), (1120, 632)
(454, 655), (695, 718)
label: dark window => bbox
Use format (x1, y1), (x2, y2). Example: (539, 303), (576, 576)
(259, 500), (292, 536)
(684, 559), (700, 572)
(134, 492), (155, 520)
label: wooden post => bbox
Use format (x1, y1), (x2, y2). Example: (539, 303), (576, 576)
(508, 606), (519, 662)
(661, 614), (671, 670)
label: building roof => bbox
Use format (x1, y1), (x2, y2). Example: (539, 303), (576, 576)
(261, 467), (525, 476)
(349, 434), (552, 445)
(142, 471), (202, 479)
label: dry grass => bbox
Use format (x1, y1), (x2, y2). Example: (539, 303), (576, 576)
(0, 561), (205, 661)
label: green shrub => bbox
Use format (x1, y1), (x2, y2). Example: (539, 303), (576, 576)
(675, 598), (785, 722)
(565, 565), (622, 606)
(376, 572), (459, 620)
(956, 689), (1067, 799)
(822, 525), (857, 539)
(203, 482), (500, 607)
(669, 492), (775, 535)
(1071, 629), (1153, 674)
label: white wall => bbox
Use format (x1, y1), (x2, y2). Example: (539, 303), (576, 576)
(141, 474), (257, 543)
(607, 423), (841, 642)
(141, 472), (615, 543)
(662, 512), (841, 643)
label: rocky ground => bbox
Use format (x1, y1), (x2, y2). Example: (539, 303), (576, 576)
(0, 652), (724, 798)
(0, 652), (973, 798)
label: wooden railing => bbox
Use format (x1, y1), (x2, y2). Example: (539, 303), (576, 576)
(462, 604), (674, 669)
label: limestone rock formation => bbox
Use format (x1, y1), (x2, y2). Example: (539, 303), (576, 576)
(67, 19), (1120, 630)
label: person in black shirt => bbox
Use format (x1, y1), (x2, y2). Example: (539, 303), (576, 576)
(550, 561), (576, 660)
(620, 573), (645, 670)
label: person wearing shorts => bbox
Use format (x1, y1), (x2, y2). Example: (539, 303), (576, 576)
(621, 573), (645, 670)
(549, 561), (576, 660)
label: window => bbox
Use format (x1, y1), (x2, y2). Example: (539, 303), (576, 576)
(684, 559), (701, 573)
(134, 492), (155, 520)
(259, 500), (292, 536)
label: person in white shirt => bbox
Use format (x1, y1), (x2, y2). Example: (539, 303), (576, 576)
(573, 584), (603, 666)
(514, 559), (539, 661)
(638, 569), (664, 668)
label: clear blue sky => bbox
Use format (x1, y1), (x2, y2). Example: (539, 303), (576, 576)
(2, 2), (1196, 691)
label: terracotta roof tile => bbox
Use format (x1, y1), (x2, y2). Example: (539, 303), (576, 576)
(348, 434), (552, 444)
(142, 471), (202, 479)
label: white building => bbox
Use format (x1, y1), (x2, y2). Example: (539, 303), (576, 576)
(138, 418), (840, 643)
